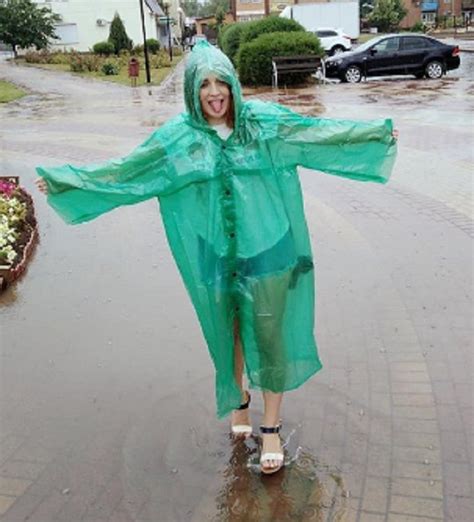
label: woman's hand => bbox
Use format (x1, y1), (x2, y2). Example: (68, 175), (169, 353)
(392, 129), (399, 140)
(35, 178), (48, 195)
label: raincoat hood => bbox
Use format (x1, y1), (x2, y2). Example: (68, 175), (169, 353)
(184, 41), (243, 129)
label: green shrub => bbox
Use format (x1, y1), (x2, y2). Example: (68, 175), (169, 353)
(50, 51), (70, 64)
(218, 23), (232, 49)
(93, 41), (115, 55)
(69, 52), (85, 72)
(68, 52), (101, 72)
(82, 54), (101, 72)
(237, 31), (324, 86)
(146, 38), (160, 54)
(24, 50), (51, 63)
(108, 13), (133, 54)
(220, 23), (248, 64)
(150, 51), (171, 68)
(101, 61), (120, 75)
(240, 16), (305, 46)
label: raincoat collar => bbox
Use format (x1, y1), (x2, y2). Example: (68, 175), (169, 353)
(183, 41), (244, 138)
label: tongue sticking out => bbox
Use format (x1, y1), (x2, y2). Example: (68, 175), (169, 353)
(209, 100), (223, 113)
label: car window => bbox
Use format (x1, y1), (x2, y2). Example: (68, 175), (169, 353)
(402, 37), (429, 50)
(316, 31), (336, 37)
(372, 38), (400, 53)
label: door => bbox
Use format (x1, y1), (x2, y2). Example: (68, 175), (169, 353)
(365, 37), (402, 77)
(399, 36), (433, 74)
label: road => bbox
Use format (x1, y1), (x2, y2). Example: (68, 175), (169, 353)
(0, 54), (472, 521)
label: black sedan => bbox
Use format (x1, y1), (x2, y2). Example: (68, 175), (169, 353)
(325, 34), (460, 83)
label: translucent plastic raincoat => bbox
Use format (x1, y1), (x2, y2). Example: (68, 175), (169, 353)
(37, 42), (397, 417)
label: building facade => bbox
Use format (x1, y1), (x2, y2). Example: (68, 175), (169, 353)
(32, 0), (183, 52)
(401, 0), (464, 28)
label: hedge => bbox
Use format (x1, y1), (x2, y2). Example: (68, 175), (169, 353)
(237, 31), (324, 86)
(220, 23), (249, 64)
(240, 16), (305, 46)
(93, 41), (115, 56)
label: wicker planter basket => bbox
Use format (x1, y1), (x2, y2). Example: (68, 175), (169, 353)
(0, 176), (38, 291)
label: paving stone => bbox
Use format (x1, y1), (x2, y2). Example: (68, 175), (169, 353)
(444, 494), (474, 521)
(392, 419), (439, 434)
(443, 462), (473, 497)
(389, 494), (444, 519)
(393, 446), (441, 464)
(0, 477), (32, 497)
(392, 461), (442, 481)
(391, 478), (443, 500)
(392, 406), (437, 420)
(0, 496), (17, 517)
(391, 382), (433, 395)
(0, 460), (46, 481)
(439, 430), (471, 462)
(392, 394), (435, 407)
(362, 476), (389, 513)
(359, 512), (386, 522)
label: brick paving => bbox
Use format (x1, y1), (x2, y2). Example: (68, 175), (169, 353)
(0, 55), (472, 521)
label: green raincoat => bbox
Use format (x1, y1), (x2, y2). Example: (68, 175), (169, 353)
(37, 42), (397, 418)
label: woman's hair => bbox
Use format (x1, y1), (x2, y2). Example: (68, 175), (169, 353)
(226, 90), (235, 128)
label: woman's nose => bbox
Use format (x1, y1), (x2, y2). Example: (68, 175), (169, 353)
(209, 82), (219, 95)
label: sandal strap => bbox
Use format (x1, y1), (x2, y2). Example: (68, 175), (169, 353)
(260, 425), (280, 434)
(260, 452), (284, 463)
(237, 391), (251, 410)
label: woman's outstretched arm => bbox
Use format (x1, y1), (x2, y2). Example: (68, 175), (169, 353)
(35, 129), (174, 225)
(258, 103), (397, 183)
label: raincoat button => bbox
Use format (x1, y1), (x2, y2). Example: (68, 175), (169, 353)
(232, 272), (237, 278)
(229, 232), (235, 238)
(225, 190), (231, 196)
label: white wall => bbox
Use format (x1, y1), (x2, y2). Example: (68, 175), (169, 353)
(35, 0), (160, 52)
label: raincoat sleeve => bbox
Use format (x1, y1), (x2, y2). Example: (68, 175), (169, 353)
(267, 104), (397, 183)
(36, 130), (173, 225)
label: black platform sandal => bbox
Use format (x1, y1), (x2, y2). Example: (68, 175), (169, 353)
(231, 391), (252, 437)
(260, 424), (284, 474)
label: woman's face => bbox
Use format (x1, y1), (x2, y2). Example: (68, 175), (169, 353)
(199, 75), (231, 125)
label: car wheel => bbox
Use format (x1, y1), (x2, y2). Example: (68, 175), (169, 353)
(425, 60), (444, 79)
(331, 45), (345, 56)
(344, 65), (362, 83)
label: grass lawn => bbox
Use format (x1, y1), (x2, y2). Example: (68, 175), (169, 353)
(0, 80), (27, 103)
(17, 57), (183, 87)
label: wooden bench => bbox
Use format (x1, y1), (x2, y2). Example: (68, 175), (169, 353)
(271, 55), (326, 88)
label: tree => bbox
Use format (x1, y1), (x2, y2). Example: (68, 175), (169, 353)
(0, 0), (61, 57)
(368, 0), (407, 32)
(108, 12), (133, 54)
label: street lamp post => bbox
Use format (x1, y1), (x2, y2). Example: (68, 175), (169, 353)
(163, 0), (173, 62)
(138, 0), (151, 83)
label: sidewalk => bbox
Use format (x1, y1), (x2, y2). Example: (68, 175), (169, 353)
(0, 58), (472, 522)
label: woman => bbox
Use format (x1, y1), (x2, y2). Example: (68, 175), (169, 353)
(36, 42), (397, 474)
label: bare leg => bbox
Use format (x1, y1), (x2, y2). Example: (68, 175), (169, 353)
(261, 391), (284, 469)
(231, 321), (250, 430)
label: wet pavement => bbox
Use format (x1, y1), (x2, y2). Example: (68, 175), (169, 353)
(0, 53), (472, 522)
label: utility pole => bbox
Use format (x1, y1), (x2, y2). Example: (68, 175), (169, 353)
(139, 0), (151, 83)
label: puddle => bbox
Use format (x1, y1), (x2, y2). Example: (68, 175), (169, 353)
(121, 381), (349, 521)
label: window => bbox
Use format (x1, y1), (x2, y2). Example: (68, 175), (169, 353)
(53, 23), (78, 45)
(402, 37), (429, 50)
(316, 30), (337, 37)
(422, 12), (436, 23)
(372, 37), (400, 53)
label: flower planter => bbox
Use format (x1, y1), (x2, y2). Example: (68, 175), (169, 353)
(0, 176), (38, 291)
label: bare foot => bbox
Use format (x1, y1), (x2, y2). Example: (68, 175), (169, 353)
(261, 432), (283, 471)
(230, 391), (251, 436)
